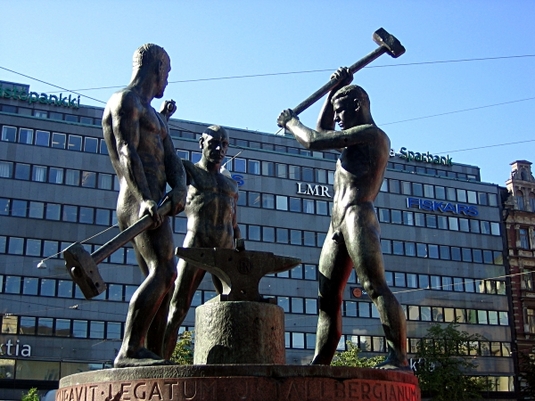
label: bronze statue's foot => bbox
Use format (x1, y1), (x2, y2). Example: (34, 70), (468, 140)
(374, 358), (412, 372)
(114, 347), (174, 368)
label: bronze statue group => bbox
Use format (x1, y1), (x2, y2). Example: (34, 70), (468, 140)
(103, 43), (408, 370)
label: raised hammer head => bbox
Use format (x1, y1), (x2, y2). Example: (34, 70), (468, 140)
(373, 28), (406, 58)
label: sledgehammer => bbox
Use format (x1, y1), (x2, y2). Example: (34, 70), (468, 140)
(291, 27), (405, 116)
(63, 200), (172, 299)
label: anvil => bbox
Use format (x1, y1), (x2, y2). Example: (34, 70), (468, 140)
(175, 247), (301, 302)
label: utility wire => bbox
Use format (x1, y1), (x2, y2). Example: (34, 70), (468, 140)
(21, 54), (535, 93)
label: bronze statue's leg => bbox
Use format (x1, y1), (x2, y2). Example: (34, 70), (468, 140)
(114, 219), (177, 366)
(345, 206), (408, 367)
(312, 227), (353, 365)
(164, 248), (207, 360)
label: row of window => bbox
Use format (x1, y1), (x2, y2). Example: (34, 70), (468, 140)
(380, 238), (503, 265)
(0, 358), (107, 381)
(380, 177), (497, 206)
(518, 227), (535, 250)
(236, 189), (332, 215)
(0, 313), (512, 358)
(0, 160), (116, 190)
(0, 104), (101, 126)
(514, 191), (535, 212)
(0, 122), (339, 163)
(386, 161), (479, 182)
(381, 207), (501, 235)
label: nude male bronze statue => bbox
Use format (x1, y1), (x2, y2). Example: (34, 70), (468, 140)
(102, 43), (187, 367)
(163, 125), (241, 360)
(278, 68), (408, 369)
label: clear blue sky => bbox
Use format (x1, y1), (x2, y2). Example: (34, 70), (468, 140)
(1, 0), (533, 185)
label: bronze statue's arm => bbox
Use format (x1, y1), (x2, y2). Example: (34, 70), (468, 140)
(162, 132), (187, 215)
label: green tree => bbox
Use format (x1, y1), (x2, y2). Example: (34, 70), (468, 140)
(21, 388), (39, 401)
(518, 351), (535, 400)
(415, 322), (486, 400)
(170, 330), (194, 365)
(331, 341), (385, 367)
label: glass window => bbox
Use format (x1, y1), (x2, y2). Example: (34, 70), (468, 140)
(470, 219), (480, 233)
(25, 239), (41, 257)
(345, 301), (357, 317)
(456, 189), (467, 202)
(435, 186), (445, 199)
(390, 210), (402, 224)
(304, 231), (315, 246)
(90, 321), (105, 339)
(302, 167), (314, 181)
(262, 161), (274, 176)
(248, 225), (260, 241)
(481, 221), (491, 235)
(446, 187), (456, 201)
(403, 211), (414, 226)
(19, 316), (36, 335)
(430, 275), (441, 290)
(5, 276), (21, 293)
(248, 160), (260, 175)
(394, 272), (406, 287)
(19, 128), (33, 145)
(442, 276), (453, 291)
(58, 280), (73, 298)
(428, 244), (439, 259)
(35, 130), (50, 146)
(419, 275), (429, 289)
(234, 158), (246, 173)
(276, 195), (288, 211)
(51, 132), (66, 149)
(393, 241), (404, 256)
(304, 264), (316, 280)
(439, 245), (450, 260)
(63, 169), (80, 186)
(96, 209), (111, 225)
(262, 194), (274, 209)
(303, 199), (314, 214)
(108, 284), (123, 301)
(490, 222), (500, 236)
(248, 192), (260, 207)
(0, 161), (13, 178)
(426, 214), (437, 228)
(11, 199), (27, 217)
(290, 230), (301, 245)
(415, 213), (425, 227)
(467, 191), (477, 204)
(306, 298), (317, 314)
(407, 273), (417, 288)
(412, 183), (423, 197)
(98, 173), (113, 190)
(15, 163), (31, 180)
(56, 319), (71, 337)
(290, 264), (303, 279)
(291, 298), (304, 313)
(62, 205), (77, 222)
(316, 200), (328, 215)
(40, 278), (56, 296)
(38, 317), (54, 335)
(73, 320), (88, 338)
(316, 168), (327, 183)
(1, 126), (17, 142)
(278, 296), (290, 312)
(8, 237), (24, 255)
(288, 165), (301, 180)
(68, 135), (82, 151)
(417, 243), (427, 257)
(405, 242), (416, 256)
(263, 227), (274, 242)
(459, 218), (469, 232)
(448, 217), (459, 231)
(276, 163), (287, 178)
(107, 322), (122, 339)
(401, 181), (411, 195)
(100, 139), (108, 155)
(381, 240), (392, 254)
(84, 137), (98, 153)
(424, 184), (434, 198)
(289, 197), (301, 212)
(359, 303), (370, 318)
(82, 171), (96, 188)
(276, 228), (288, 244)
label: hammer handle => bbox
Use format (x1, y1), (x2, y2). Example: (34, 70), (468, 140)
(92, 200), (172, 265)
(292, 46), (387, 116)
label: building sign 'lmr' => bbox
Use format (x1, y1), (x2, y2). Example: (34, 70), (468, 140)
(296, 183), (332, 198)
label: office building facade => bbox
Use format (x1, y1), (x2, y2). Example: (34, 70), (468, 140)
(0, 80), (514, 398)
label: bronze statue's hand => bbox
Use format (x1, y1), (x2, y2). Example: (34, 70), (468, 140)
(277, 109), (298, 128)
(159, 100), (177, 121)
(331, 67), (353, 89)
(139, 199), (162, 228)
(166, 187), (187, 215)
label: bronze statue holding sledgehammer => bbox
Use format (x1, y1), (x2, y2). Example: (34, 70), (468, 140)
(102, 43), (187, 367)
(277, 28), (408, 369)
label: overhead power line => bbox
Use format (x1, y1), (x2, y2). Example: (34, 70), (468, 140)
(8, 54), (533, 93)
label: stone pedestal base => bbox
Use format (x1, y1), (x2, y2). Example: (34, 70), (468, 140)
(57, 365), (420, 401)
(194, 301), (285, 364)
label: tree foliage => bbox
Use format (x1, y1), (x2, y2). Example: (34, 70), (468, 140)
(170, 330), (194, 365)
(415, 323), (486, 400)
(331, 341), (385, 368)
(518, 351), (535, 400)
(21, 388), (39, 401)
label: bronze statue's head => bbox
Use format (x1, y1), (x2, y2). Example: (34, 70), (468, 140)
(331, 85), (372, 128)
(199, 125), (229, 165)
(132, 44), (171, 99)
